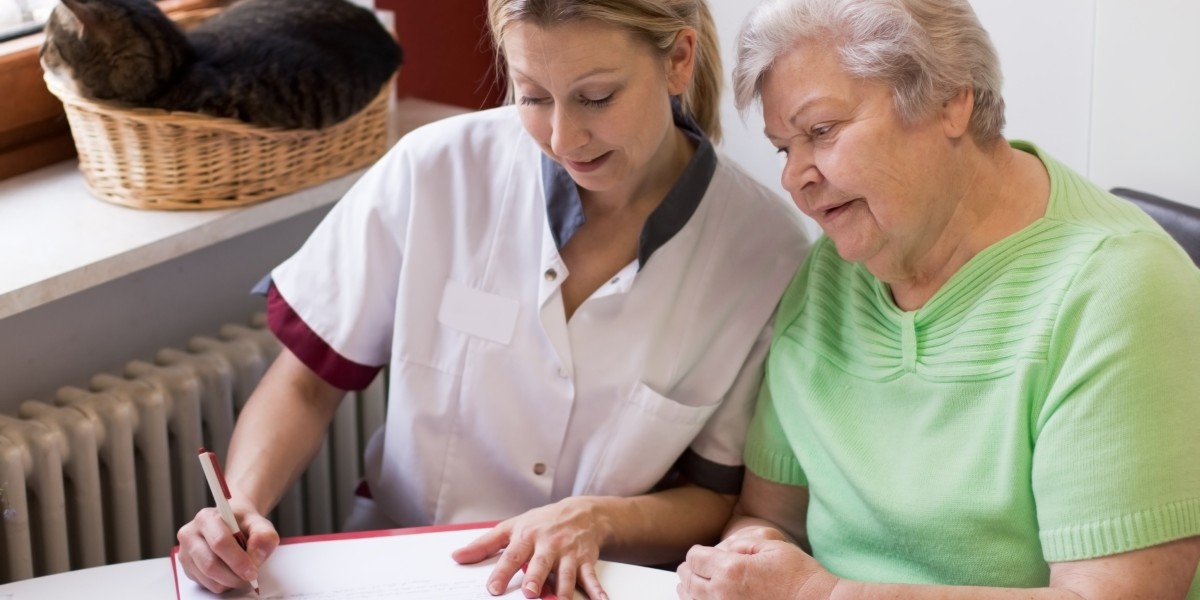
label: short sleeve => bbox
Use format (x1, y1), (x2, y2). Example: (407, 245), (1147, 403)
(743, 364), (809, 486)
(1033, 232), (1200, 562)
(675, 319), (774, 494)
(742, 248), (814, 487)
(269, 140), (416, 389)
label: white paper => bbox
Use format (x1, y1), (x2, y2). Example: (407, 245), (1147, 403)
(174, 527), (677, 600)
(588, 560), (679, 599)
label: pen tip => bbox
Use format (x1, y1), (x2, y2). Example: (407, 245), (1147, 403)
(255, 586), (261, 596)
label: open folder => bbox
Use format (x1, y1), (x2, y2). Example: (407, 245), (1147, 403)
(171, 522), (677, 599)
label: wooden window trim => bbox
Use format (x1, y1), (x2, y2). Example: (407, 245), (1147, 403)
(0, 0), (231, 182)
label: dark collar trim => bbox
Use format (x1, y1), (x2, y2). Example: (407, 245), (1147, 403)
(639, 129), (714, 268)
(541, 98), (717, 269)
(542, 153), (585, 250)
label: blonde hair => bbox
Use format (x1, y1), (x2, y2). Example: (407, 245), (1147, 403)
(487, 0), (723, 142)
(734, 0), (1005, 143)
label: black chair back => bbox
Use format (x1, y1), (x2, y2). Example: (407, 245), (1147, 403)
(1110, 187), (1200, 266)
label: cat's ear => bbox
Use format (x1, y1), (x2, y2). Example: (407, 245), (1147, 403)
(58, 0), (102, 34)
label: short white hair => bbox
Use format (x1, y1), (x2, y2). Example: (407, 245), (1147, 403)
(733, 0), (1005, 143)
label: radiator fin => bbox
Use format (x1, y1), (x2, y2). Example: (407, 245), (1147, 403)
(0, 314), (384, 583)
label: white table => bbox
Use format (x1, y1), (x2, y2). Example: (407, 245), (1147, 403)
(0, 556), (176, 598)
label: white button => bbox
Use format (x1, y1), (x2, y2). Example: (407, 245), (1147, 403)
(533, 463), (547, 476)
(544, 268), (558, 281)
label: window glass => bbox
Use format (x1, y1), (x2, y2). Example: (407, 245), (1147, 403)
(0, 0), (56, 43)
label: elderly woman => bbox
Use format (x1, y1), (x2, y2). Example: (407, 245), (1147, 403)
(676, 0), (1200, 598)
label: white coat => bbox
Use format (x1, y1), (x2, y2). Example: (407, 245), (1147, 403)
(269, 106), (809, 527)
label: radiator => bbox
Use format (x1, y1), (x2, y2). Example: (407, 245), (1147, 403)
(0, 314), (386, 583)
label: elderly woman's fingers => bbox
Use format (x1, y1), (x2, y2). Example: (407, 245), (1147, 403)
(676, 580), (693, 599)
(684, 543), (723, 580)
(717, 525), (789, 550)
(676, 552), (712, 599)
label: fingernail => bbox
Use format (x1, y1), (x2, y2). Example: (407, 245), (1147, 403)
(243, 568), (257, 581)
(525, 582), (540, 595)
(253, 548), (268, 564)
(488, 581), (503, 595)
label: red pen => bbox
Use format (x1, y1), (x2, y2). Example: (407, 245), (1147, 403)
(198, 447), (261, 596)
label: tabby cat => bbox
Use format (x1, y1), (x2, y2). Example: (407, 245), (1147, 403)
(40, 0), (402, 129)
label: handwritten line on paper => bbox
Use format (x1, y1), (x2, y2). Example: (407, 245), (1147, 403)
(252, 578), (489, 600)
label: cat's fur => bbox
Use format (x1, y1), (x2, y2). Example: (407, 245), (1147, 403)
(40, 0), (402, 129)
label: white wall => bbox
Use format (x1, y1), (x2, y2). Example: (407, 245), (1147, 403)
(708, 0), (780, 193)
(712, 0), (1200, 210)
(1090, 0), (1200, 204)
(0, 207), (330, 411)
(709, 1), (815, 233)
(970, 0), (1095, 175)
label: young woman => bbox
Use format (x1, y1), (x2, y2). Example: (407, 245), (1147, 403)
(176, 1), (809, 599)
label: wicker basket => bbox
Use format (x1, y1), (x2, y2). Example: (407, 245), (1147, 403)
(43, 72), (393, 210)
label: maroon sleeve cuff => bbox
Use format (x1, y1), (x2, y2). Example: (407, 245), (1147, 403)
(267, 284), (384, 391)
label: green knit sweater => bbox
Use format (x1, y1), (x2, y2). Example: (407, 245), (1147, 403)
(747, 142), (1200, 593)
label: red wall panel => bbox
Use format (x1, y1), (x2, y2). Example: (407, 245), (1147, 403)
(378, 0), (505, 110)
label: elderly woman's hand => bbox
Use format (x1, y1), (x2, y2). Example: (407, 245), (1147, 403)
(676, 537), (838, 600)
(718, 524), (793, 548)
(451, 497), (610, 599)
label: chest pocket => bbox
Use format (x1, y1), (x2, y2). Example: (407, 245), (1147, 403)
(438, 279), (519, 345)
(584, 381), (720, 497)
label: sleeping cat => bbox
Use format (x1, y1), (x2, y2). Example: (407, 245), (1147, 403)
(40, 0), (402, 129)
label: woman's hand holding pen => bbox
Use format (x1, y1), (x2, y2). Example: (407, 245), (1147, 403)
(177, 496), (280, 594)
(452, 497), (611, 600)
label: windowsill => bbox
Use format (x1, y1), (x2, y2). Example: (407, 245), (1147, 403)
(0, 96), (469, 320)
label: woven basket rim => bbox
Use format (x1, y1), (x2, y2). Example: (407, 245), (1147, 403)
(45, 68), (397, 210)
(43, 71), (391, 136)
